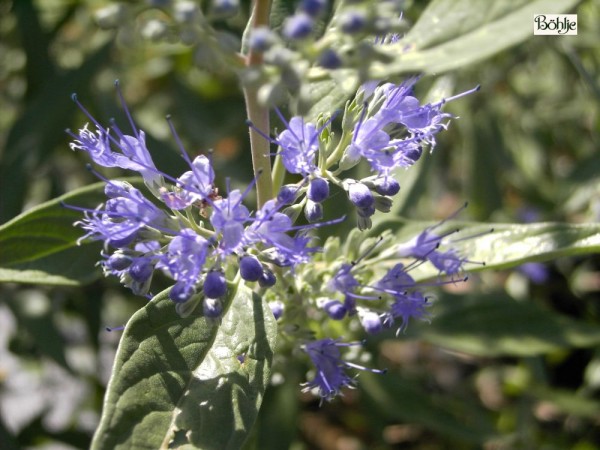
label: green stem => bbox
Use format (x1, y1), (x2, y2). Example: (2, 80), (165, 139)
(243, 0), (273, 209)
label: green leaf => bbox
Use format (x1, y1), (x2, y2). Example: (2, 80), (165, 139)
(529, 386), (600, 419)
(0, 42), (112, 222)
(375, 220), (600, 279)
(0, 181), (106, 265)
(359, 372), (495, 444)
(0, 244), (103, 286)
(0, 179), (138, 286)
(303, 0), (579, 140)
(409, 292), (600, 357)
(91, 284), (277, 450)
(370, 0), (580, 77)
(459, 221), (600, 271)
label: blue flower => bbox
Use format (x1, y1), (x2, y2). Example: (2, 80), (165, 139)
(69, 91), (162, 192)
(384, 291), (430, 333)
(76, 183), (168, 248)
(161, 229), (210, 303)
(396, 221), (471, 276)
(210, 189), (250, 254)
(248, 200), (321, 266)
(303, 338), (384, 402)
(276, 116), (320, 176)
(164, 155), (215, 209)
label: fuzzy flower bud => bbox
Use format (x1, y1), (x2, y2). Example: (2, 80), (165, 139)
(211, 0), (239, 18)
(347, 181), (374, 208)
(203, 297), (223, 318)
(240, 255), (263, 282)
(106, 253), (131, 271)
(322, 299), (347, 320)
(277, 185), (299, 205)
(304, 200), (323, 222)
(283, 12), (314, 40)
(359, 310), (383, 334)
(203, 271), (227, 298)
(308, 177), (330, 203)
(269, 300), (284, 320)
(373, 177), (400, 196)
(339, 10), (367, 34)
(300, 0), (326, 17)
(317, 49), (343, 69)
(249, 26), (276, 52)
(259, 269), (277, 287)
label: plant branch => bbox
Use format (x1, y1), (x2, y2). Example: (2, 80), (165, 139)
(243, 0), (273, 209)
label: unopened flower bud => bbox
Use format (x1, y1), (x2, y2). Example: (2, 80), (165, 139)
(240, 255), (263, 281)
(347, 182), (374, 208)
(373, 177), (400, 196)
(323, 300), (347, 320)
(259, 268), (277, 287)
(278, 185), (299, 205)
(283, 12), (314, 39)
(211, 0), (239, 18)
(269, 300), (284, 320)
(106, 253), (131, 271)
(359, 310), (382, 334)
(170, 282), (194, 303)
(304, 199), (323, 222)
(300, 0), (326, 16)
(203, 271), (227, 298)
(317, 48), (343, 69)
(203, 297), (223, 318)
(249, 27), (276, 52)
(340, 10), (367, 34)
(308, 177), (329, 203)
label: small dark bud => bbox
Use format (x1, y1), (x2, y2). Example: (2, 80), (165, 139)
(240, 255), (263, 282)
(203, 271), (227, 298)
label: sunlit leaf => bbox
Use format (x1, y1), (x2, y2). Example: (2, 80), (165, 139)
(375, 220), (600, 279)
(91, 284), (277, 450)
(370, 0), (580, 77)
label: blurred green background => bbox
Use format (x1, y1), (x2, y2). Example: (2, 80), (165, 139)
(0, 0), (599, 449)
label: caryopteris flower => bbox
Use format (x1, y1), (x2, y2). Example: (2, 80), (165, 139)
(67, 70), (483, 404)
(67, 84), (339, 311)
(302, 339), (385, 402)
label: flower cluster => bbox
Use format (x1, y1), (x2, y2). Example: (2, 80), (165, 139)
(67, 82), (337, 314)
(250, 78), (479, 230)
(68, 75), (479, 402)
(291, 216), (483, 401)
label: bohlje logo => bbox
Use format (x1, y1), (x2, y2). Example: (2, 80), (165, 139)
(534, 14), (577, 35)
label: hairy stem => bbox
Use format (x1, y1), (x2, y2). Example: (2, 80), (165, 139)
(243, 0), (273, 209)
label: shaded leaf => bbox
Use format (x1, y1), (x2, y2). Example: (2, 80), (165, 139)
(91, 284), (277, 450)
(0, 181), (109, 266)
(0, 42), (112, 222)
(0, 244), (103, 286)
(409, 293), (600, 356)
(530, 386), (600, 418)
(0, 180), (141, 286)
(360, 372), (495, 444)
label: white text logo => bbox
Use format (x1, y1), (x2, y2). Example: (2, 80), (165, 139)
(534, 14), (577, 35)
